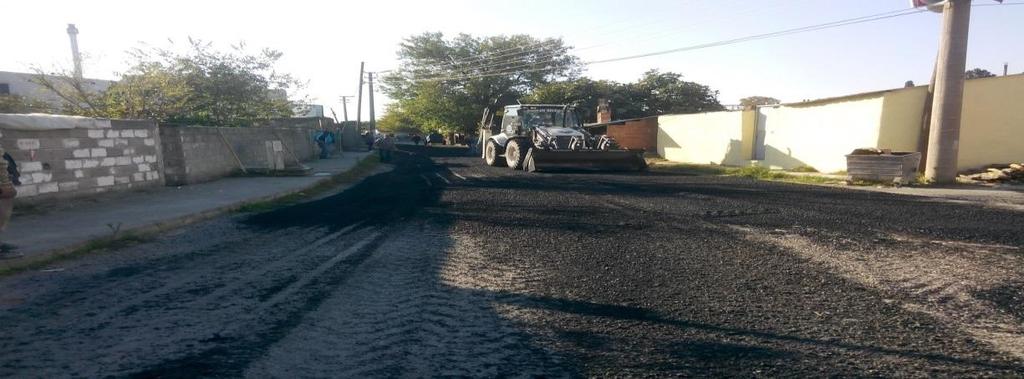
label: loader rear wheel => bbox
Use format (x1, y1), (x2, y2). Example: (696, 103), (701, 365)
(505, 139), (528, 170)
(484, 140), (505, 167)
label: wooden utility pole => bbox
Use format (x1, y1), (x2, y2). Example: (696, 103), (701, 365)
(925, 0), (972, 183)
(339, 96), (352, 122)
(356, 62), (365, 137)
(367, 72), (376, 135)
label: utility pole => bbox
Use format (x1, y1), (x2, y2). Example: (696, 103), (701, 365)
(925, 0), (972, 183)
(367, 72), (376, 135)
(1004, 62), (1009, 76)
(339, 96), (352, 122)
(66, 24), (83, 80)
(356, 62), (365, 139)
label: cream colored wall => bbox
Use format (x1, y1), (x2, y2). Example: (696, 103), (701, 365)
(654, 74), (1024, 173)
(657, 111), (747, 166)
(958, 74), (1024, 169)
(759, 96), (885, 173)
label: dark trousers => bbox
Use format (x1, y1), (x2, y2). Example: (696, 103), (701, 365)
(378, 149), (393, 162)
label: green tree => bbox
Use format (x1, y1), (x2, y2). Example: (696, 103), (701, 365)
(965, 68), (995, 79)
(31, 39), (302, 126)
(739, 96), (781, 107)
(382, 33), (579, 134)
(0, 94), (54, 114)
(525, 70), (724, 123)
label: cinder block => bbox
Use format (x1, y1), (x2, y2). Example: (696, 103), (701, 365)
(121, 130), (135, 138)
(145, 155), (157, 163)
(65, 160), (83, 169)
(96, 176), (115, 187)
(82, 159), (100, 168)
(73, 149), (90, 158)
(146, 171), (159, 181)
(20, 161), (43, 172)
(138, 163), (151, 172)
(88, 130), (105, 138)
(132, 156), (145, 164)
(30, 172), (52, 183)
(115, 138), (129, 146)
(16, 139), (41, 150)
(100, 157), (117, 167)
(123, 148), (135, 155)
(91, 148), (107, 157)
(106, 130), (119, 138)
(74, 170), (85, 178)
(135, 129), (149, 138)
(62, 138), (81, 148)
(39, 182), (59, 194)
(114, 176), (130, 185)
(116, 156), (132, 166)
(15, 184), (37, 197)
(143, 138), (156, 146)
(59, 181), (79, 191)
(132, 172), (145, 182)
(98, 139), (115, 148)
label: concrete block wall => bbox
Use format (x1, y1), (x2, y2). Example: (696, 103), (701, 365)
(0, 119), (163, 203)
(160, 125), (320, 186)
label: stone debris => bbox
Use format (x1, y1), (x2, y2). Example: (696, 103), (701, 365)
(959, 163), (1024, 183)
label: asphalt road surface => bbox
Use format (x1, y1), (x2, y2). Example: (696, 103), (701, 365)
(2, 145), (1023, 377)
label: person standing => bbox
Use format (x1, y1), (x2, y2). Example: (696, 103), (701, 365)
(374, 133), (396, 162)
(0, 145), (20, 259)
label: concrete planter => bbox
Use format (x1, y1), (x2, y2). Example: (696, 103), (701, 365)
(845, 152), (921, 186)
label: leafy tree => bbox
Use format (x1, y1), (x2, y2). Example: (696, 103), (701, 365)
(525, 70), (724, 123)
(0, 94), (54, 114)
(965, 68), (995, 79)
(382, 33), (580, 134)
(31, 39), (302, 126)
(739, 96), (781, 107)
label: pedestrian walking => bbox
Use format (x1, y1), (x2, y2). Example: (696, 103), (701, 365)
(374, 133), (397, 162)
(314, 129), (334, 159)
(0, 147), (21, 259)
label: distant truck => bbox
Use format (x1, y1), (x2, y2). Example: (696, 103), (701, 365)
(480, 104), (646, 172)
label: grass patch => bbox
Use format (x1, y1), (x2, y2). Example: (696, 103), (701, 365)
(726, 166), (842, 184)
(649, 162), (731, 176)
(789, 165), (819, 173)
(236, 154), (381, 213)
(0, 232), (154, 277)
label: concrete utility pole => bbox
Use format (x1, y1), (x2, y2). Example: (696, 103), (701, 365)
(66, 24), (83, 80)
(339, 96), (352, 122)
(1004, 62), (1009, 76)
(367, 72), (376, 135)
(355, 62), (365, 151)
(925, 0), (972, 183)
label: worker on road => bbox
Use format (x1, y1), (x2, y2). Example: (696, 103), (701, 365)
(374, 133), (397, 163)
(0, 144), (21, 259)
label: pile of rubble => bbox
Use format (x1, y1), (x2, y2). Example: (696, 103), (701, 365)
(959, 163), (1024, 183)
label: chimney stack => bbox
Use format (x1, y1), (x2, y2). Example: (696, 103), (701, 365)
(596, 98), (612, 123)
(67, 24), (82, 80)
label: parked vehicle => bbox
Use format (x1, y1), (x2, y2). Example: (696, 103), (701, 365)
(480, 104), (646, 172)
(425, 133), (444, 146)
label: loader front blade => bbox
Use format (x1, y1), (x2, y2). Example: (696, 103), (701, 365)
(524, 148), (647, 172)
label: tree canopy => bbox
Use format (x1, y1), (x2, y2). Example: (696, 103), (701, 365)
(524, 70), (724, 122)
(964, 68), (996, 80)
(381, 33), (724, 131)
(380, 33), (579, 134)
(30, 39), (302, 127)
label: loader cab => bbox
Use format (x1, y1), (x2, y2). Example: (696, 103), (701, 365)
(500, 105), (581, 137)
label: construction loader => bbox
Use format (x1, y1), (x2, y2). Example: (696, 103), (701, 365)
(480, 104), (646, 172)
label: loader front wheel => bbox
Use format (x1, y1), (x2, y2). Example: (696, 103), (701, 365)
(505, 139), (528, 170)
(484, 140), (505, 167)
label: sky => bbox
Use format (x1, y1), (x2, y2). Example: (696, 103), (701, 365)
(2, 0), (1021, 120)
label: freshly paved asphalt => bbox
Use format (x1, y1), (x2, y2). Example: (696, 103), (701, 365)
(1, 145), (1021, 377)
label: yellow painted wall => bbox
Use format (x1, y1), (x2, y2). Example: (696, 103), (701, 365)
(958, 74), (1024, 169)
(655, 74), (1024, 172)
(657, 111), (747, 166)
(759, 96), (885, 173)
